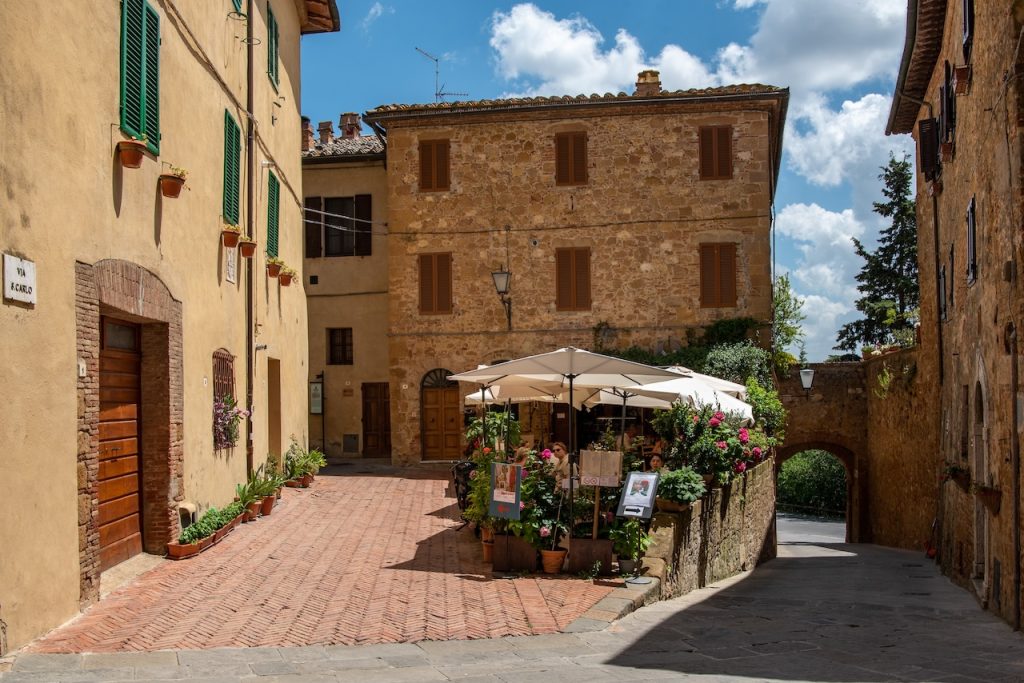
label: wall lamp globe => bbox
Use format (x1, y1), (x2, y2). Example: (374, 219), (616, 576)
(491, 268), (512, 331)
(799, 367), (815, 397)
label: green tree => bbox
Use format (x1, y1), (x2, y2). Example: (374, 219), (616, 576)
(777, 450), (847, 517)
(772, 273), (806, 374)
(835, 154), (919, 351)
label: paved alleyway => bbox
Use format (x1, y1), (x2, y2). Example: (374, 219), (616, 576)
(26, 465), (612, 653)
(8, 516), (1024, 681)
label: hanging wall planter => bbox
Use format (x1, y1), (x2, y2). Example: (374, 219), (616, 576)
(279, 268), (294, 287)
(159, 173), (186, 198)
(117, 138), (148, 169)
(266, 258), (283, 278)
(222, 225), (241, 248)
(238, 237), (256, 258)
(974, 485), (1002, 515)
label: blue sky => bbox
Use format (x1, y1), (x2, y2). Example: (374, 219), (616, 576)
(301, 0), (914, 360)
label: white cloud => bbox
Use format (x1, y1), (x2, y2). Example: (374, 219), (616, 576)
(361, 2), (393, 31)
(800, 295), (853, 359)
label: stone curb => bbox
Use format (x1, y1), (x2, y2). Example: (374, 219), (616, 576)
(564, 576), (661, 632)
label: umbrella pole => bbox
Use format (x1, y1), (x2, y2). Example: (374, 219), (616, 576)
(620, 394), (628, 451)
(568, 374), (575, 556)
(479, 386), (486, 450)
(592, 490), (600, 540)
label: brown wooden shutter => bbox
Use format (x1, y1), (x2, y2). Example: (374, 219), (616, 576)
(572, 132), (587, 184)
(354, 194), (372, 256)
(716, 127), (733, 179)
(718, 244), (737, 307)
(419, 253), (434, 313)
(304, 196), (322, 258)
(435, 141), (450, 190)
(699, 128), (716, 179)
(555, 248), (573, 309)
(436, 253), (452, 312)
(555, 134), (571, 185)
(919, 118), (940, 181)
(699, 244), (717, 307)
(419, 141), (434, 191)
(574, 247), (591, 309)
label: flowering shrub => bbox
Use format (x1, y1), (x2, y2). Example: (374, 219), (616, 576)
(506, 450), (570, 550)
(213, 394), (249, 450)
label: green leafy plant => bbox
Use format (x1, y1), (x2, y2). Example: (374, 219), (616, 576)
(235, 481), (256, 507)
(609, 519), (650, 561)
(776, 450), (847, 517)
(656, 467), (706, 505)
(167, 166), (188, 179)
(465, 411), (521, 452)
(702, 341), (772, 387)
(745, 378), (786, 440)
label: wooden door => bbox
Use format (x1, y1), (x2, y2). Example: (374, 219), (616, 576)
(98, 317), (143, 571)
(422, 386), (461, 460)
(361, 382), (391, 457)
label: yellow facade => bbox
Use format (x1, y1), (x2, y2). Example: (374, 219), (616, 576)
(0, 0), (337, 653)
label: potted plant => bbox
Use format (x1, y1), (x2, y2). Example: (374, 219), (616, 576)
(117, 135), (148, 169)
(238, 234), (257, 258)
(222, 224), (242, 249)
(266, 256), (284, 278)
(941, 463), (971, 492)
(159, 166), (187, 198)
(278, 267), (295, 287)
(973, 483), (1002, 514)
(609, 518), (650, 576)
(655, 466), (706, 512)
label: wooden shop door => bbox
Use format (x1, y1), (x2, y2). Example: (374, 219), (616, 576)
(361, 382), (391, 457)
(98, 317), (143, 571)
(422, 386), (461, 461)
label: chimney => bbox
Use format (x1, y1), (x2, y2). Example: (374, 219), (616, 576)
(635, 69), (662, 96)
(317, 120), (334, 145)
(340, 112), (361, 139)
(301, 117), (314, 151)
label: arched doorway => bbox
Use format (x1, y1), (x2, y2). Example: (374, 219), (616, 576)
(775, 449), (848, 543)
(973, 381), (988, 584)
(421, 369), (461, 461)
(775, 441), (862, 542)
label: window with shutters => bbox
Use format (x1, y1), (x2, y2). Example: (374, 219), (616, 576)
(962, 0), (975, 64)
(231, 0), (242, 12)
(419, 140), (450, 191)
(267, 171), (280, 258)
(698, 126), (733, 180)
(554, 247), (592, 311)
(938, 264), (948, 321)
(554, 132), (588, 185)
(327, 328), (353, 365)
(267, 1), (280, 88)
(305, 195), (372, 257)
(918, 118), (940, 181)
(120, 0), (160, 154)
(699, 243), (738, 308)
(966, 196), (977, 284)
(222, 111), (241, 224)
(419, 253), (453, 314)
(939, 61), (956, 144)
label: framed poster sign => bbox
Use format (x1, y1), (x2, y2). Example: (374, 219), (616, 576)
(490, 463), (522, 520)
(616, 471), (660, 519)
(309, 381), (323, 414)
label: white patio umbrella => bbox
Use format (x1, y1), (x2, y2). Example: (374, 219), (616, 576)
(627, 374), (755, 424)
(663, 366), (747, 399)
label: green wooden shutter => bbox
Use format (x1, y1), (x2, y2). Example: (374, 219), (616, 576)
(267, 172), (280, 258)
(222, 111), (241, 224)
(267, 3), (279, 87)
(120, 0), (145, 139)
(143, 4), (160, 154)
(232, 0), (242, 12)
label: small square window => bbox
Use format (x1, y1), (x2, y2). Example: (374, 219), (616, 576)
(328, 328), (353, 365)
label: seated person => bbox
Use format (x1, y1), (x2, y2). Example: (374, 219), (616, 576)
(648, 453), (665, 471)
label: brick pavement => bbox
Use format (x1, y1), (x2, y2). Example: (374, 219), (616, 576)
(29, 465), (613, 653)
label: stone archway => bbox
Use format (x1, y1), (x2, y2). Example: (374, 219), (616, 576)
(776, 441), (864, 542)
(75, 260), (183, 607)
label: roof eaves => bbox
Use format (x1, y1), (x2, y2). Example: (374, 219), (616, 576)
(887, 0), (948, 135)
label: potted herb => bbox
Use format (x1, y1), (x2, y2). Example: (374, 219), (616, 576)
(266, 256), (284, 278)
(159, 166), (187, 198)
(609, 518), (650, 576)
(279, 267), (295, 287)
(235, 481), (258, 522)
(655, 466), (706, 512)
(238, 234), (257, 258)
(222, 224), (242, 249)
(117, 135), (148, 168)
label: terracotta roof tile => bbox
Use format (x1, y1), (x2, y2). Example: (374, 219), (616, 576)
(302, 135), (384, 159)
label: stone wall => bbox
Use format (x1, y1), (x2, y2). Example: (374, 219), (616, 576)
(643, 459), (776, 598)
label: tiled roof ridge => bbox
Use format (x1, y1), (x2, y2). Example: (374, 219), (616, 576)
(302, 134), (384, 159)
(365, 83), (786, 116)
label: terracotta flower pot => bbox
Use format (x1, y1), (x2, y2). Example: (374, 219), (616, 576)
(285, 478), (301, 488)
(222, 230), (241, 248)
(302, 473), (313, 487)
(198, 536), (214, 551)
(279, 272), (293, 287)
(117, 139), (147, 169)
(159, 174), (185, 198)
(239, 240), (256, 258)
(267, 262), (282, 278)
(166, 541), (201, 559)
(213, 526), (227, 543)
(540, 548), (567, 574)
(260, 494), (276, 516)
(655, 497), (691, 513)
(245, 500), (261, 521)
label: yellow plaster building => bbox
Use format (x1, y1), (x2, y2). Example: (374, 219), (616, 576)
(0, 0), (338, 653)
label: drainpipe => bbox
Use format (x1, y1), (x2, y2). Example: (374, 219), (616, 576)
(1011, 324), (1020, 630)
(244, 0), (256, 474)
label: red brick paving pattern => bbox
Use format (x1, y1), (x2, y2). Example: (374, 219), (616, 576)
(31, 467), (613, 653)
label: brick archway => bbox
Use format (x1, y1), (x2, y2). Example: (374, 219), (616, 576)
(776, 440), (865, 543)
(75, 260), (183, 607)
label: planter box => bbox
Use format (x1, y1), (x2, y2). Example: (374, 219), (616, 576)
(567, 538), (613, 575)
(492, 534), (537, 572)
(166, 540), (201, 560)
(655, 497), (691, 513)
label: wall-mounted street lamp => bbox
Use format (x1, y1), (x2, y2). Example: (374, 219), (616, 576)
(800, 367), (815, 398)
(491, 268), (512, 331)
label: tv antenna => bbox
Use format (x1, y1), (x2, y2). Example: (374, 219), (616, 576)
(415, 47), (468, 102)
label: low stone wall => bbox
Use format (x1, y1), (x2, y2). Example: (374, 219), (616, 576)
(642, 458), (777, 598)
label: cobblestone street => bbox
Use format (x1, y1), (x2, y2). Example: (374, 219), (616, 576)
(27, 465), (613, 653)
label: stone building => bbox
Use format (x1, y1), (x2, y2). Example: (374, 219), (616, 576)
(301, 115), (390, 458)
(887, 0), (1024, 625)
(0, 0), (338, 652)
(350, 71), (788, 465)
